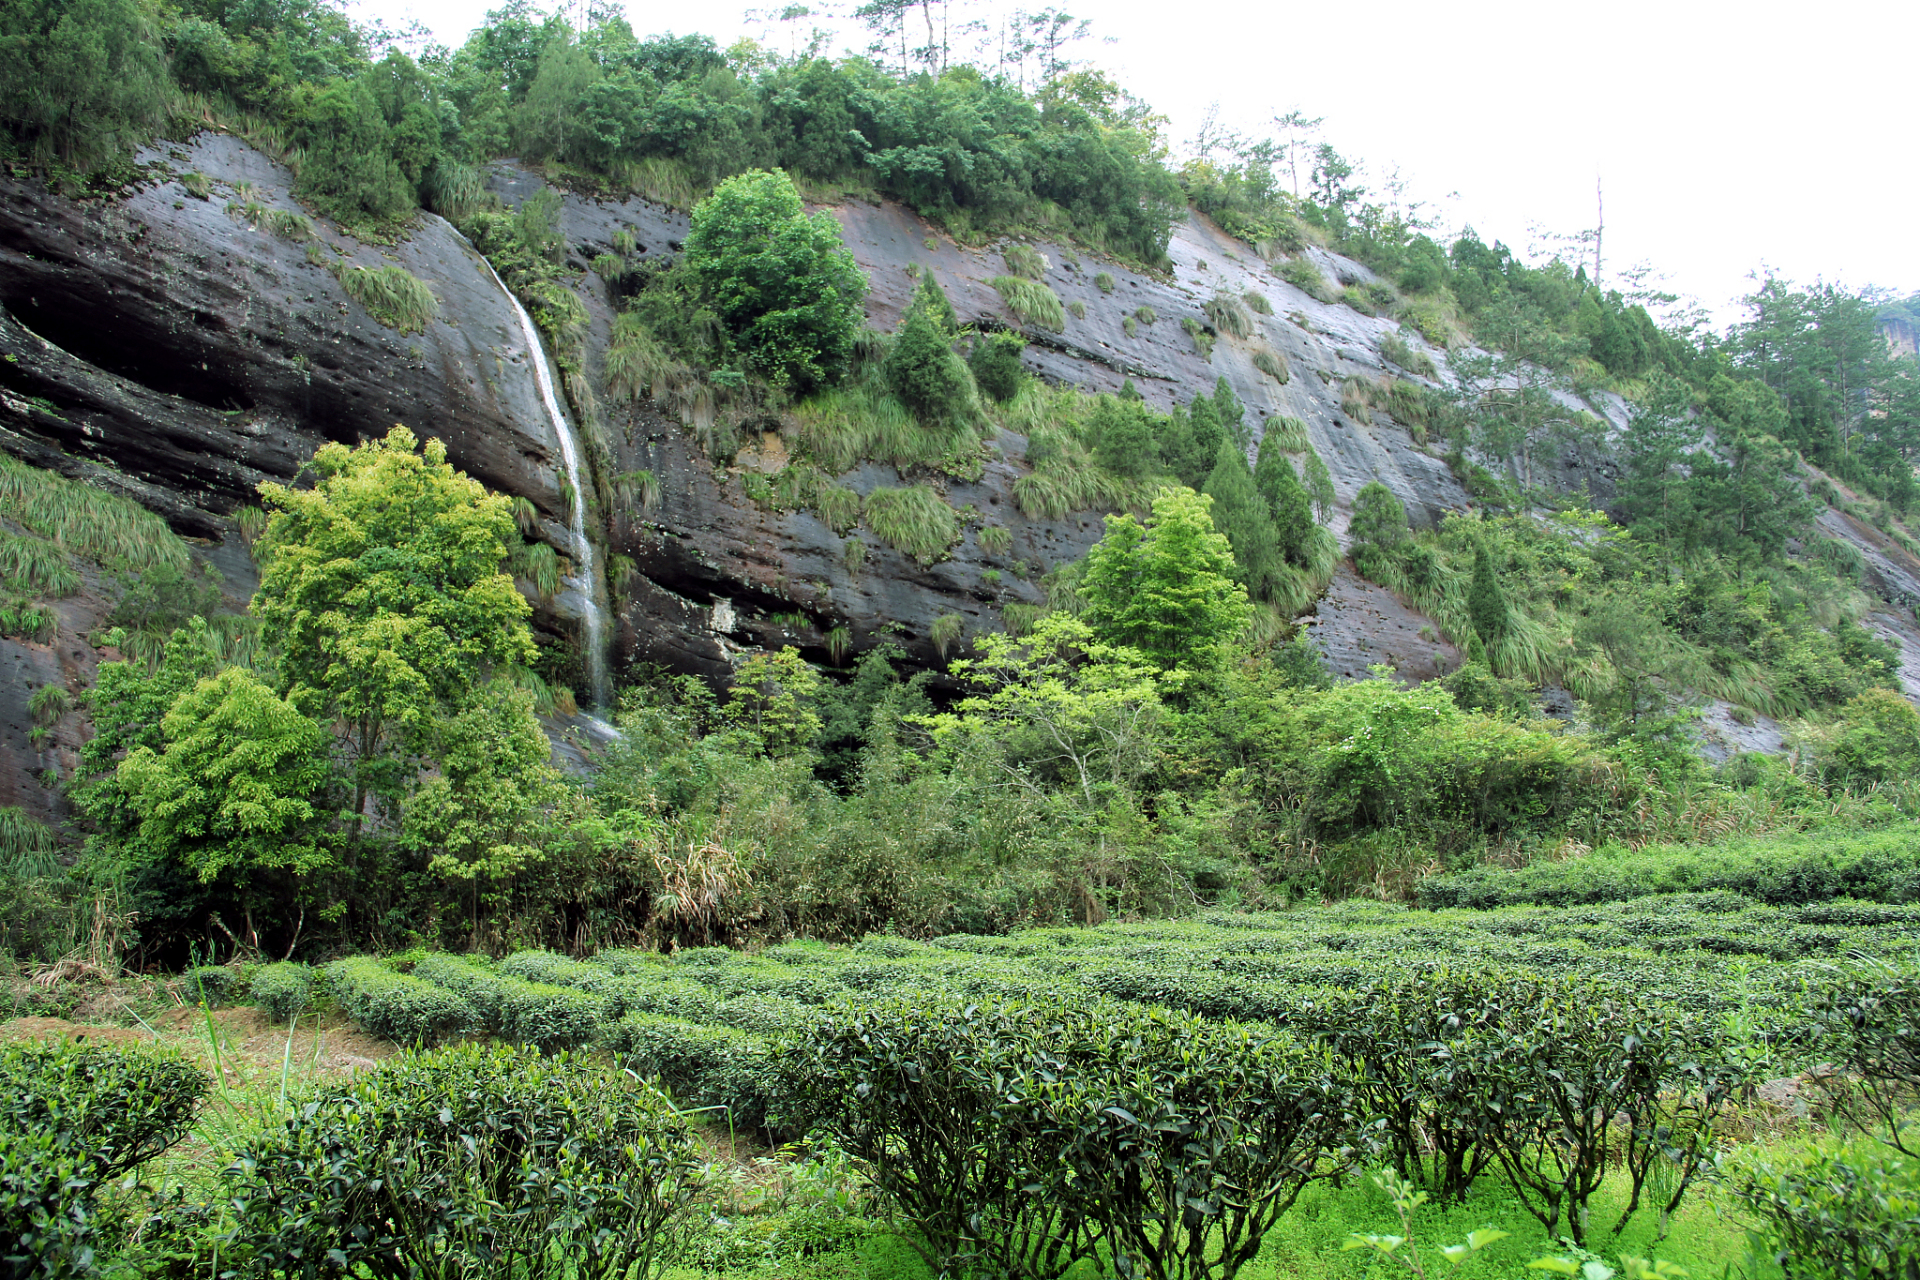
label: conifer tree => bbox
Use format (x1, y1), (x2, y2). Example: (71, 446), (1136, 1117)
(1203, 441), (1283, 601)
(1467, 540), (1510, 649)
(1254, 434), (1315, 565)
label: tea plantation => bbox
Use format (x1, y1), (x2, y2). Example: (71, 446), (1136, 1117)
(7, 836), (1917, 1278)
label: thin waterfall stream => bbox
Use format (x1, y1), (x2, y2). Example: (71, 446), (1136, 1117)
(469, 248), (613, 715)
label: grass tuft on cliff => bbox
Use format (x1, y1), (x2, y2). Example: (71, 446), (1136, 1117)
(0, 453), (187, 574)
(331, 263), (439, 334)
(863, 485), (960, 564)
(991, 276), (1066, 331)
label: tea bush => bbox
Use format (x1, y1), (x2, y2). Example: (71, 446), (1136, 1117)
(326, 956), (478, 1046)
(247, 961), (312, 1021)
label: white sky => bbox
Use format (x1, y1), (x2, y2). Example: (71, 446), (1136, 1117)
(353, 0), (1920, 331)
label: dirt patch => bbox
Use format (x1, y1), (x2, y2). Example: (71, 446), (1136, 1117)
(0, 1015), (154, 1048)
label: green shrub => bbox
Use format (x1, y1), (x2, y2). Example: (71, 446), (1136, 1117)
(1183, 316), (1215, 359)
(606, 1013), (795, 1131)
(1725, 1133), (1920, 1280)
(1094, 271), (1116, 293)
(331, 263), (439, 334)
(181, 963), (242, 1008)
(1123, 315), (1138, 337)
(212, 1044), (706, 1280)
(0, 453), (187, 574)
(1457, 973), (1740, 1243)
(1002, 243), (1048, 280)
(991, 276), (1066, 331)
(864, 485), (960, 564)
(884, 304), (978, 427)
(968, 331), (1028, 402)
(0, 1039), (207, 1275)
(1380, 331), (1437, 377)
(795, 994), (1348, 1280)
(1135, 305), (1157, 325)
(1806, 954), (1919, 1144)
(250, 961), (314, 1021)
(1348, 482), (1409, 581)
(412, 953), (606, 1051)
(327, 956), (478, 1046)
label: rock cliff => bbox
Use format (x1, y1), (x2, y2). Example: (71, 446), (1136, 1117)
(5, 131), (1919, 829)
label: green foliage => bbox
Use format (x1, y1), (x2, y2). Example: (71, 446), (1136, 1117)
(1467, 541), (1511, 648)
(725, 648), (824, 758)
(883, 300), (978, 428)
(1205, 441), (1286, 602)
(250, 960), (314, 1021)
(1245, 291), (1273, 315)
(1349, 482), (1410, 581)
(326, 956), (479, 1046)
(992, 275), (1067, 331)
(0, 0), (169, 170)
(1381, 331), (1437, 377)
(1001, 243), (1048, 280)
(1136, 305), (1158, 325)
(1725, 1133), (1920, 1280)
(0, 1039), (206, 1276)
(685, 169), (867, 390)
(1205, 293), (1255, 339)
(1280, 256), (1336, 303)
(1415, 827), (1920, 909)
(114, 666), (333, 887)
(978, 524), (1013, 557)
(1081, 487), (1252, 670)
(903, 270), (958, 336)
(254, 426), (537, 829)
(329, 262), (440, 333)
(0, 530), (79, 597)
(1183, 315), (1216, 359)
(411, 953), (609, 1051)
(1805, 953), (1920, 1148)
(211, 1044), (706, 1280)
(796, 993), (1345, 1280)
(1253, 348), (1291, 384)
(1094, 271), (1117, 293)
(863, 484), (960, 564)
(968, 331), (1028, 402)
(793, 375), (984, 477)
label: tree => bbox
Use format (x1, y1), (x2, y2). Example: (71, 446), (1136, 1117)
(885, 301), (977, 428)
(1301, 446), (1336, 523)
(1347, 482), (1408, 582)
(723, 647), (823, 757)
(934, 612), (1163, 817)
(685, 168), (867, 390)
(1449, 299), (1584, 489)
(968, 331), (1027, 402)
(1254, 434), (1315, 565)
(253, 427), (536, 833)
(405, 682), (573, 937)
(1092, 395), (1159, 480)
(1466, 541), (1510, 649)
(1203, 443), (1283, 601)
(1618, 369), (1702, 561)
(114, 667), (333, 889)
(1080, 487), (1251, 671)
(1212, 377), (1251, 451)
(0, 0), (170, 169)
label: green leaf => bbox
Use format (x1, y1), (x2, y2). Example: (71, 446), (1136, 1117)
(1529, 1259), (1581, 1276)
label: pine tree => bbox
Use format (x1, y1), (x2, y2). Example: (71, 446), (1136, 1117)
(906, 271), (958, 336)
(1254, 434), (1315, 565)
(1203, 441), (1283, 601)
(1467, 541), (1510, 649)
(1302, 445), (1336, 523)
(1347, 482), (1408, 583)
(1213, 377), (1251, 451)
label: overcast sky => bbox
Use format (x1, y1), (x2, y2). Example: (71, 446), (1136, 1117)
(353, 0), (1919, 330)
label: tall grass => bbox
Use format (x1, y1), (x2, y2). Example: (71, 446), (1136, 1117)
(614, 155), (699, 209)
(1253, 349), (1291, 385)
(1262, 416), (1311, 452)
(991, 277), (1066, 331)
(863, 486), (960, 564)
(331, 263), (439, 334)
(0, 453), (187, 572)
(1002, 244), (1049, 280)
(605, 314), (702, 425)
(1279, 257), (1335, 303)
(978, 524), (1013, 556)
(1244, 291), (1273, 315)
(793, 379), (983, 477)
(1340, 377), (1381, 424)
(1380, 331), (1437, 378)
(1204, 294), (1254, 340)
(0, 806), (57, 878)
(0, 530), (80, 596)
(1182, 317), (1215, 360)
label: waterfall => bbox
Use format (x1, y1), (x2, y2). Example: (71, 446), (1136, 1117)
(470, 251), (611, 712)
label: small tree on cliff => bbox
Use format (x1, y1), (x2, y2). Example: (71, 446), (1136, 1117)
(686, 168), (868, 390)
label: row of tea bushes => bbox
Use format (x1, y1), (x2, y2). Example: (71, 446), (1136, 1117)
(1416, 826), (1920, 909)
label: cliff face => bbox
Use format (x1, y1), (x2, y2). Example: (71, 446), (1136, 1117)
(3, 131), (1918, 828)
